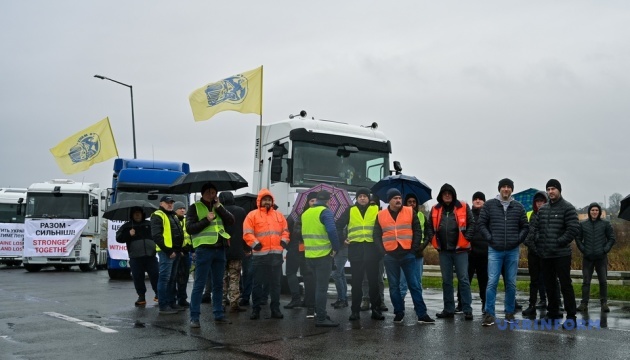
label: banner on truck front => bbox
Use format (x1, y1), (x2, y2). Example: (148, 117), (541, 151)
(0, 223), (24, 256)
(107, 220), (129, 261)
(23, 219), (88, 257)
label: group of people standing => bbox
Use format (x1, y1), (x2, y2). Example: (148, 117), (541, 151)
(115, 177), (615, 330)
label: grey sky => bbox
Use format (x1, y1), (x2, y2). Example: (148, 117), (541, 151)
(1, 1), (629, 210)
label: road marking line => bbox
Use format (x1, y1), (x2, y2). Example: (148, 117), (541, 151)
(44, 312), (118, 333)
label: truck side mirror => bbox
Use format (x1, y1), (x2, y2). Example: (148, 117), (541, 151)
(270, 142), (288, 182)
(393, 161), (402, 175)
(91, 199), (99, 216)
(17, 198), (24, 215)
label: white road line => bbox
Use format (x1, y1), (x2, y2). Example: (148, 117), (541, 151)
(44, 312), (118, 333)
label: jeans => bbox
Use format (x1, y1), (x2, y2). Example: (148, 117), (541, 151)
(176, 253), (191, 303)
(362, 259), (385, 304)
(485, 247), (519, 317)
(252, 261), (282, 312)
(438, 251), (472, 313)
(129, 256), (159, 298)
(190, 247), (226, 321)
(399, 257), (423, 299)
(542, 255), (577, 318)
(240, 254), (253, 301)
(157, 252), (180, 309)
(383, 253), (428, 317)
(581, 255), (608, 304)
(332, 246), (348, 301)
(306, 255), (333, 322)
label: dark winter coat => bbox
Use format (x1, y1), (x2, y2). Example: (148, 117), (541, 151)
(478, 197), (529, 251)
(425, 184), (475, 252)
(576, 202), (616, 261)
(469, 207), (488, 257)
(116, 211), (156, 258)
(219, 192), (247, 260)
(530, 196), (580, 259)
(185, 198), (235, 249)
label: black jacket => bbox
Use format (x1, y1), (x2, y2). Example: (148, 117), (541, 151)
(576, 202), (615, 260)
(150, 207), (185, 256)
(478, 197), (529, 251)
(116, 218), (156, 259)
(185, 198), (235, 249)
(469, 207), (488, 257)
(530, 196), (580, 259)
(426, 183), (475, 252)
(219, 192), (247, 260)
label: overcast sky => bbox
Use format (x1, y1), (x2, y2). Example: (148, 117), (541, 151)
(1, 1), (629, 210)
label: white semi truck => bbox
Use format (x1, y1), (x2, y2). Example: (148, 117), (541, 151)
(22, 179), (108, 272)
(0, 188), (27, 267)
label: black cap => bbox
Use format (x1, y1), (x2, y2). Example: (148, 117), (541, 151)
(316, 190), (331, 201)
(546, 179), (562, 192)
(498, 178), (514, 191)
(472, 191), (486, 202)
(160, 196), (175, 203)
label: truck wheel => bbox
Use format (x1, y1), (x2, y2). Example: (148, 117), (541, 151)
(80, 250), (97, 272)
(24, 264), (42, 272)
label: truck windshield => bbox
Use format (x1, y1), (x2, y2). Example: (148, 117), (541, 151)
(292, 141), (389, 189)
(25, 193), (89, 219)
(0, 203), (25, 223)
(116, 191), (188, 209)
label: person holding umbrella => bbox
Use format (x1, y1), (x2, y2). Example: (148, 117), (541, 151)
(186, 183), (235, 327)
(116, 207), (159, 307)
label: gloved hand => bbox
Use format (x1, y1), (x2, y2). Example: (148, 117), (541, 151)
(253, 243), (262, 251)
(280, 241), (287, 249)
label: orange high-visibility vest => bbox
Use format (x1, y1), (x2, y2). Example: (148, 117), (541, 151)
(430, 202), (470, 251)
(377, 206), (413, 252)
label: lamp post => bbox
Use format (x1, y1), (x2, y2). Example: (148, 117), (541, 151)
(94, 75), (137, 159)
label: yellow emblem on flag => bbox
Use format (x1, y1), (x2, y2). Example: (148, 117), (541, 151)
(49, 117), (119, 174)
(189, 66), (262, 121)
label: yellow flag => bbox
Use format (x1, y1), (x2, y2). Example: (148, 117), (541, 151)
(49, 117), (119, 174)
(189, 66), (262, 121)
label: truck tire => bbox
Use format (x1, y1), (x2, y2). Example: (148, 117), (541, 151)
(80, 250), (97, 272)
(24, 264), (42, 272)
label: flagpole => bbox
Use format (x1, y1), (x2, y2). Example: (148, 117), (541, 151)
(258, 65), (264, 173)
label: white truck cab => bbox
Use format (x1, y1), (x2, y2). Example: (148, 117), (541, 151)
(0, 188), (27, 267)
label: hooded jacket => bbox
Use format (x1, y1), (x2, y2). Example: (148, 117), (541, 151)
(478, 194), (529, 251)
(243, 189), (290, 264)
(530, 195), (580, 259)
(576, 202), (616, 260)
(116, 208), (156, 258)
(523, 191), (547, 252)
(219, 192), (248, 260)
(426, 184), (475, 251)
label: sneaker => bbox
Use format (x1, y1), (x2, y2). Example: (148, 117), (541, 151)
(418, 314), (435, 324)
(379, 304), (389, 312)
(601, 302), (610, 313)
(536, 299), (547, 309)
(250, 311), (260, 320)
(393, 313), (404, 323)
(190, 320), (200, 328)
(360, 299), (370, 311)
(159, 307), (178, 315)
(464, 312), (473, 321)
(454, 305), (463, 314)
(522, 306), (537, 317)
(482, 314), (495, 327)
(238, 299), (250, 307)
(333, 300), (349, 309)
(505, 313), (516, 323)
(270, 311), (284, 319)
(577, 303), (588, 312)
(284, 299), (303, 309)
(349, 312), (360, 321)
(306, 308), (315, 319)
(169, 304), (186, 312)
(214, 318), (232, 325)
(201, 294), (211, 304)
(435, 311), (454, 319)
(371, 309), (385, 320)
(135, 297), (147, 307)
(178, 300), (190, 308)
(315, 316), (339, 327)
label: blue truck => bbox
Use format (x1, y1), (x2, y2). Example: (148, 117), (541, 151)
(106, 158), (190, 279)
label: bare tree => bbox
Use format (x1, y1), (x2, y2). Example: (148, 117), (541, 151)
(609, 193), (623, 216)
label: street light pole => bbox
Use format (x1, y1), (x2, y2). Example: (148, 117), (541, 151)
(94, 75), (137, 159)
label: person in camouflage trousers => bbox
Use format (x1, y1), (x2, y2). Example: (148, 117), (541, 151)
(218, 192), (248, 312)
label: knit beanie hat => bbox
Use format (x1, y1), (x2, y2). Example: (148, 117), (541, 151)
(173, 201), (186, 210)
(472, 191), (486, 202)
(498, 178), (514, 191)
(546, 179), (562, 192)
(386, 188), (402, 202)
(356, 187), (371, 198)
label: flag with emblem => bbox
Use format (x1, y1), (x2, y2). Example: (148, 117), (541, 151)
(189, 66), (263, 121)
(50, 117), (119, 174)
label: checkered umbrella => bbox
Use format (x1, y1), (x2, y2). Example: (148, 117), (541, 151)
(512, 188), (541, 213)
(619, 194), (630, 221)
(289, 184), (353, 222)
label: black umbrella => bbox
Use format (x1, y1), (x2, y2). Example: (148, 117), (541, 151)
(169, 170), (248, 193)
(619, 194), (630, 221)
(103, 200), (158, 221)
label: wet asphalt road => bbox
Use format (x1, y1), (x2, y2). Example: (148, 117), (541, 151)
(2, 265), (630, 360)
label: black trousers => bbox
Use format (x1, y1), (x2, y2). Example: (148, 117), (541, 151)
(350, 258), (381, 312)
(457, 253), (487, 307)
(252, 262), (282, 312)
(542, 255), (577, 318)
(129, 256), (159, 298)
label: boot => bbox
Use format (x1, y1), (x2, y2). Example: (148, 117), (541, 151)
(250, 310), (260, 320)
(371, 309), (385, 320)
(284, 299), (303, 309)
(349, 312), (360, 321)
(601, 302), (610, 313)
(577, 302), (588, 312)
(522, 305), (536, 317)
